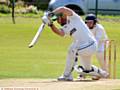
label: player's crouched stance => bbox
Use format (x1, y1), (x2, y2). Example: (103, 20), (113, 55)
(42, 7), (109, 81)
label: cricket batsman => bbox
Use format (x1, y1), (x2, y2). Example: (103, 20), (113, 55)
(42, 7), (109, 81)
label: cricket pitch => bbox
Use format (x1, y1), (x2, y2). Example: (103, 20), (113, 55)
(0, 79), (120, 90)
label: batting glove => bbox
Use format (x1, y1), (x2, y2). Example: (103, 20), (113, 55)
(42, 15), (52, 25)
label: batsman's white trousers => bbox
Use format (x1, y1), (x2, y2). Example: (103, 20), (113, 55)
(64, 41), (97, 76)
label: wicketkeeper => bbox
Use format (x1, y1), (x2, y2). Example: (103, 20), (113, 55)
(42, 7), (109, 81)
(81, 14), (109, 80)
(85, 14), (109, 70)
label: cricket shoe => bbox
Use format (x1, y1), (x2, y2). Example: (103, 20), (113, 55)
(98, 69), (109, 78)
(92, 70), (109, 80)
(91, 65), (109, 78)
(57, 75), (73, 81)
(92, 76), (101, 80)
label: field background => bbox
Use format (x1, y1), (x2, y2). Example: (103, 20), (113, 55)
(0, 15), (120, 79)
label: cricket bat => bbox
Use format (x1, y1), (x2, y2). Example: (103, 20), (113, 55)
(28, 23), (45, 48)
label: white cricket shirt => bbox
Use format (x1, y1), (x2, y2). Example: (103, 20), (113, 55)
(62, 12), (96, 45)
(90, 24), (108, 52)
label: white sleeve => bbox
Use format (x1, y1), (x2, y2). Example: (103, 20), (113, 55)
(95, 25), (108, 42)
(61, 24), (73, 35)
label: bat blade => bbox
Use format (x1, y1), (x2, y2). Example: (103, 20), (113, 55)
(28, 23), (45, 48)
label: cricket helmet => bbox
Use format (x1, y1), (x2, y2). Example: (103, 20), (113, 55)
(85, 14), (97, 24)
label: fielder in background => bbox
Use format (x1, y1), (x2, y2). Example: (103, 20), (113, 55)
(85, 14), (109, 72)
(42, 7), (109, 81)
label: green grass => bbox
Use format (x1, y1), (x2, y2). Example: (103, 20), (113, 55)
(0, 15), (120, 79)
